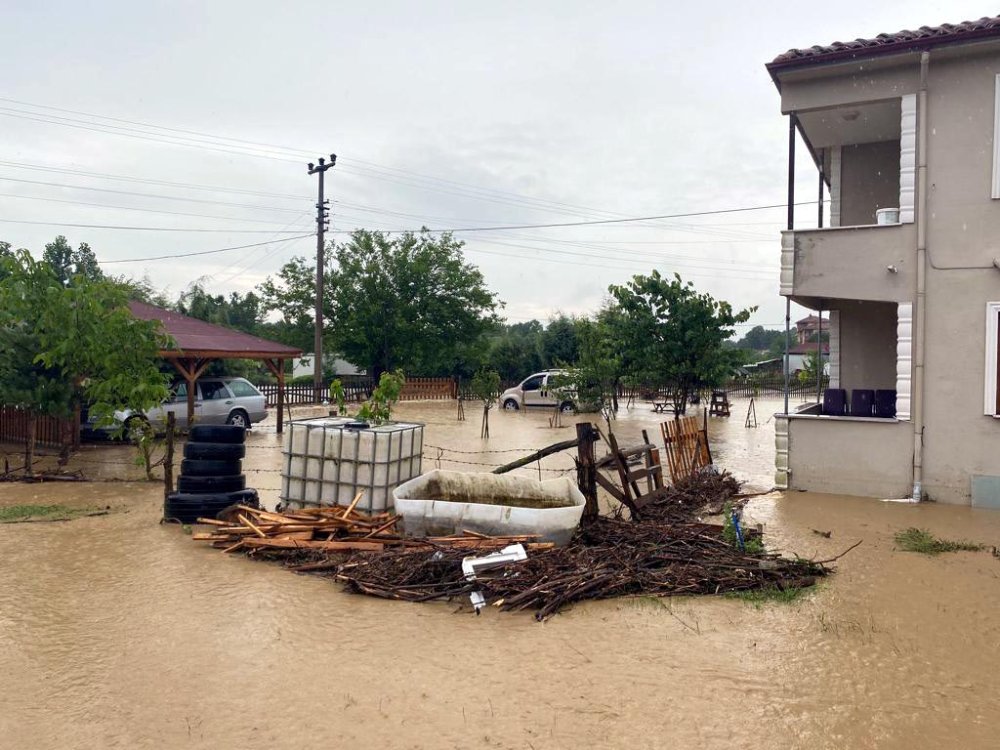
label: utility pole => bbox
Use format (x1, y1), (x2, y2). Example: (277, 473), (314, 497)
(307, 154), (336, 393)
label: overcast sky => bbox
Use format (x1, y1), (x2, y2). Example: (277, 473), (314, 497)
(1, 0), (993, 333)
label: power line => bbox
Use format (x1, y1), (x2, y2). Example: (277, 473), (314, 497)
(0, 97), (311, 159)
(0, 175), (304, 212)
(0, 218), (314, 233)
(469, 235), (775, 273)
(333, 201), (817, 235)
(0, 192), (306, 225)
(0, 107), (301, 163)
(100, 233), (316, 264)
(468, 238), (777, 278)
(0, 98), (808, 230)
(0, 159), (311, 201)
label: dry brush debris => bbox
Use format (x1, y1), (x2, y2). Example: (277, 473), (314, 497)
(191, 475), (834, 620)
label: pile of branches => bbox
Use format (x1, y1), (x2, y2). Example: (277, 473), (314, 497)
(332, 515), (830, 620)
(637, 470), (742, 522)
(193, 475), (836, 621)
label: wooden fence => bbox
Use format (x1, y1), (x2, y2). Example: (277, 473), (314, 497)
(0, 406), (75, 448)
(256, 376), (459, 407)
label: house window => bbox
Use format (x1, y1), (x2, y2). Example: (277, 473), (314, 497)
(984, 302), (1000, 415)
(993, 75), (1000, 199)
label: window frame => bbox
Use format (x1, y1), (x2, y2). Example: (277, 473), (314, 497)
(993, 75), (1000, 200)
(984, 302), (1000, 415)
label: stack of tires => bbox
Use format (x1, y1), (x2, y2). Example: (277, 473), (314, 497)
(163, 424), (259, 523)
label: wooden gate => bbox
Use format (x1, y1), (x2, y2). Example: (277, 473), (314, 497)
(660, 412), (713, 483)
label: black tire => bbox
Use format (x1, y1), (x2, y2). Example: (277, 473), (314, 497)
(225, 410), (251, 429)
(189, 424), (246, 444)
(163, 489), (259, 523)
(503, 398), (520, 411)
(177, 474), (246, 493)
(559, 401), (576, 414)
(180, 458), (242, 477)
(183, 441), (245, 460)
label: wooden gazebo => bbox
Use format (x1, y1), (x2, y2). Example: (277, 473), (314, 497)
(128, 301), (302, 433)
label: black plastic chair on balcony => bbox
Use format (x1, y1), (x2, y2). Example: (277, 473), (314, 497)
(850, 389), (875, 417)
(874, 389), (897, 418)
(822, 388), (847, 416)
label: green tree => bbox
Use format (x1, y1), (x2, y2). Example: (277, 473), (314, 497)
(541, 314), (580, 367)
(0, 250), (171, 465)
(327, 230), (501, 379)
(735, 325), (783, 353)
(258, 254), (327, 353)
(42, 235), (103, 285)
(608, 271), (754, 414)
(572, 309), (626, 426)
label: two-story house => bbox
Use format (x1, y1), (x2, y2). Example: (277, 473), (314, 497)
(768, 16), (1000, 505)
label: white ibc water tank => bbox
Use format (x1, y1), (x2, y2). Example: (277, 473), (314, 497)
(281, 418), (424, 513)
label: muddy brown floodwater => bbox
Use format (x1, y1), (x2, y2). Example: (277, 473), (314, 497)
(3, 397), (1000, 748)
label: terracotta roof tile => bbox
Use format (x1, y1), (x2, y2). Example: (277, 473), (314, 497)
(128, 300), (302, 358)
(769, 15), (1000, 70)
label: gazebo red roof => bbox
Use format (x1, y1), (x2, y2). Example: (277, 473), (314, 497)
(128, 300), (302, 360)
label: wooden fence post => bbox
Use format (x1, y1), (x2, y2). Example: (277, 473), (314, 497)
(164, 412), (175, 501)
(576, 422), (599, 522)
(25, 412), (36, 479)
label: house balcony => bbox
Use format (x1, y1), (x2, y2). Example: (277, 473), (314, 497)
(780, 223), (916, 304)
(775, 410), (912, 498)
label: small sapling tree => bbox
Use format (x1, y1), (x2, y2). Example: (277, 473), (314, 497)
(470, 368), (501, 438)
(356, 370), (405, 425)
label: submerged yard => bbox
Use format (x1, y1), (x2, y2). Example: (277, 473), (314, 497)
(2, 397), (1000, 749)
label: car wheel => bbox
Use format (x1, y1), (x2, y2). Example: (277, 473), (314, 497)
(503, 399), (520, 411)
(183, 441), (246, 460)
(225, 410), (251, 429)
(559, 401), (576, 414)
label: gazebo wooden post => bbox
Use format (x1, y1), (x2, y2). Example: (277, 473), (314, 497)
(168, 356), (213, 429)
(264, 358), (287, 434)
(277, 358), (286, 434)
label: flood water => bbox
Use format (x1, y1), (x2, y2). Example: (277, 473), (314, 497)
(3, 396), (1000, 749)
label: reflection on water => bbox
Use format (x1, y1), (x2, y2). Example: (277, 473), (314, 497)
(3, 396), (1000, 748)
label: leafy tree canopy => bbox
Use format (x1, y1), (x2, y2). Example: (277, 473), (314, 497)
(42, 235), (103, 286)
(607, 271), (754, 411)
(326, 230), (502, 379)
(0, 250), (171, 430)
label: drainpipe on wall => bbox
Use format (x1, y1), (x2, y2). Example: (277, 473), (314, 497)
(911, 51), (930, 501)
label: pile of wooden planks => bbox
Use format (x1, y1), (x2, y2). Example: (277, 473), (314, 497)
(192, 493), (552, 557)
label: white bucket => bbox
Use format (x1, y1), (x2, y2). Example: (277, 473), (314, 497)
(875, 207), (900, 225)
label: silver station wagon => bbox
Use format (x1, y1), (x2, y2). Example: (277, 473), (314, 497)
(88, 377), (268, 433)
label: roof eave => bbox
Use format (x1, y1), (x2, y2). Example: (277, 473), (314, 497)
(766, 26), (1000, 81)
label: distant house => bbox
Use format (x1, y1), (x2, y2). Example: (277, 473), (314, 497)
(768, 14), (1000, 505)
(795, 315), (824, 345)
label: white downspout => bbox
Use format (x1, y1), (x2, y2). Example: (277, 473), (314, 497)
(912, 51), (930, 501)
